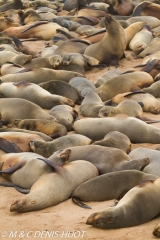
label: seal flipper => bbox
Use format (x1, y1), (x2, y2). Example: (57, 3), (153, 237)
(0, 181), (30, 194)
(0, 137), (23, 153)
(37, 158), (62, 172)
(72, 196), (92, 209)
(0, 161), (26, 174)
(21, 21), (48, 33)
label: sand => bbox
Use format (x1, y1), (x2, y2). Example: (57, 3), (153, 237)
(0, 39), (160, 240)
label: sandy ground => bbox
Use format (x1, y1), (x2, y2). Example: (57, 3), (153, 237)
(0, 41), (160, 240)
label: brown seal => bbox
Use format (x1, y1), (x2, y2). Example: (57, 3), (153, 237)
(86, 178), (160, 228)
(10, 160), (98, 212)
(84, 14), (127, 66)
(95, 71), (154, 101)
(0, 0), (23, 12)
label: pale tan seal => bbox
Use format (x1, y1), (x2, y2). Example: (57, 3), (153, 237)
(8, 119), (67, 138)
(0, 51), (32, 66)
(126, 16), (160, 29)
(74, 115), (160, 143)
(138, 38), (160, 58)
(0, 81), (75, 108)
(49, 105), (78, 131)
(109, 91), (160, 114)
(80, 91), (104, 117)
(10, 160), (98, 212)
(92, 131), (131, 153)
(0, 98), (56, 125)
(4, 21), (68, 41)
(129, 25), (153, 54)
(0, 132), (45, 152)
(39, 80), (80, 103)
(0, 149), (71, 188)
(30, 134), (92, 158)
(84, 14), (127, 66)
(86, 178), (160, 228)
(72, 170), (157, 208)
(0, 16), (20, 31)
(95, 71), (154, 101)
(1, 68), (83, 84)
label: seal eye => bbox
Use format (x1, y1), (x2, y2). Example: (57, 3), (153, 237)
(103, 112), (108, 116)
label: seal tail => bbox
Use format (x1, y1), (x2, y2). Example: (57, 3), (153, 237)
(0, 182), (30, 194)
(72, 196), (92, 209)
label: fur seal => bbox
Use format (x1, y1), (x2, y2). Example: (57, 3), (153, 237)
(126, 16), (160, 29)
(49, 105), (78, 131)
(129, 148), (160, 177)
(129, 25), (153, 54)
(95, 71), (154, 101)
(0, 98), (56, 125)
(1, 68), (83, 84)
(0, 16), (20, 31)
(30, 134), (92, 158)
(69, 77), (96, 98)
(39, 80), (80, 103)
(124, 22), (146, 47)
(94, 68), (123, 88)
(8, 119), (67, 138)
(0, 0), (23, 12)
(84, 14), (127, 66)
(74, 116), (160, 143)
(3, 21), (68, 41)
(72, 170), (158, 207)
(0, 127), (52, 141)
(0, 81), (75, 108)
(98, 99), (158, 123)
(0, 51), (32, 66)
(132, 1), (160, 20)
(111, 0), (135, 16)
(86, 178), (160, 228)
(10, 160), (98, 212)
(0, 132), (45, 152)
(109, 91), (160, 114)
(143, 80), (160, 98)
(80, 91), (104, 117)
(48, 145), (149, 174)
(138, 38), (160, 58)
(0, 152), (55, 189)
(92, 131), (131, 153)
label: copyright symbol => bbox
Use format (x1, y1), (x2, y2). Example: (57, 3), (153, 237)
(1, 231), (7, 238)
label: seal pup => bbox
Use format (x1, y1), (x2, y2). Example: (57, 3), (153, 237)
(10, 160), (99, 212)
(0, 81), (75, 109)
(72, 170), (158, 208)
(49, 145), (149, 174)
(92, 131), (131, 154)
(8, 119), (67, 138)
(80, 91), (104, 117)
(109, 92), (160, 114)
(86, 178), (160, 228)
(84, 14), (127, 66)
(0, 149), (71, 189)
(95, 71), (154, 101)
(0, 51), (32, 66)
(30, 134), (92, 158)
(98, 99), (159, 123)
(69, 77), (96, 99)
(49, 105), (78, 131)
(39, 80), (80, 103)
(74, 116), (160, 143)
